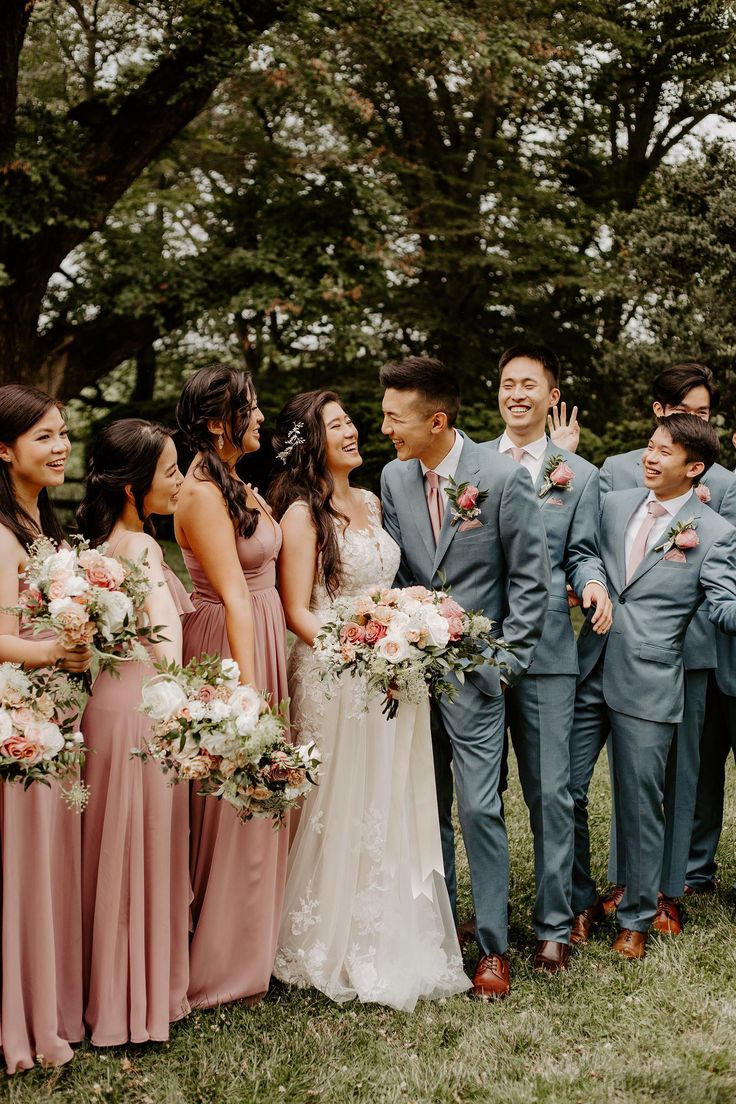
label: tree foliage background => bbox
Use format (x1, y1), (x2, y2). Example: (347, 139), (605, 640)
(2, 0), (736, 491)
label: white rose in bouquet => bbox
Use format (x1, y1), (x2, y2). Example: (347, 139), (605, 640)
(199, 723), (240, 758)
(36, 721), (65, 759)
(374, 633), (412, 664)
(95, 589), (135, 640)
(48, 595), (79, 619)
(229, 684), (263, 734)
(219, 658), (240, 686)
(142, 677), (188, 720)
(0, 707), (13, 745)
(423, 608), (451, 649)
(205, 699), (231, 724)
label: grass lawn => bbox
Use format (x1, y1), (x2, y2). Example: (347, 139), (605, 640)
(3, 750), (736, 1103)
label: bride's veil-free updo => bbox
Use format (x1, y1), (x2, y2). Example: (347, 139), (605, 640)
(176, 365), (260, 539)
(269, 389), (348, 599)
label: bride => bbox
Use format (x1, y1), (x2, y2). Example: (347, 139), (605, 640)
(270, 389), (469, 1011)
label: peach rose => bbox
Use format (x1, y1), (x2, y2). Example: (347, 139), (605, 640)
(675, 528), (699, 550)
(340, 643), (357, 663)
(364, 619), (388, 645)
(1, 733), (43, 764)
(439, 597), (464, 620)
(456, 485), (479, 510)
(339, 622), (366, 645)
(447, 616), (465, 641)
(56, 605), (95, 646)
(549, 461), (574, 487)
(370, 605), (394, 626)
(11, 706), (36, 730)
(197, 685), (217, 703)
(695, 484), (711, 504)
(287, 768), (306, 787)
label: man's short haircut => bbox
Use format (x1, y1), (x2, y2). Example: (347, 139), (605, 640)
(379, 356), (461, 427)
(655, 413), (720, 474)
(652, 363), (719, 412)
(498, 343), (560, 388)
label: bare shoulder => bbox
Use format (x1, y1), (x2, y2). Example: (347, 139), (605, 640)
(0, 522), (25, 570)
(114, 531), (163, 566)
(280, 500), (316, 536)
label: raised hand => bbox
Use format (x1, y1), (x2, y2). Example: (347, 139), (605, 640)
(548, 402), (580, 454)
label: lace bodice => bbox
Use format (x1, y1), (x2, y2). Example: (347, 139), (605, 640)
(284, 490), (400, 615)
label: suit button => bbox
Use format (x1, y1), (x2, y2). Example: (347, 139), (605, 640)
(618, 597), (626, 605)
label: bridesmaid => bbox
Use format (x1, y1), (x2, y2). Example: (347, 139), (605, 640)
(76, 419), (191, 1045)
(0, 384), (91, 1074)
(175, 364), (288, 1008)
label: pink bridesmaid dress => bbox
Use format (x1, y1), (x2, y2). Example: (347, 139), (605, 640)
(182, 492), (289, 1008)
(0, 584), (83, 1075)
(80, 563), (192, 1046)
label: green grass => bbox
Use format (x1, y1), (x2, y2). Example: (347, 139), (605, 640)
(3, 756), (736, 1103)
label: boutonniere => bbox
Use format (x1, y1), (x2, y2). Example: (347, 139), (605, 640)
(654, 517), (699, 556)
(695, 483), (711, 504)
(539, 455), (574, 498)
(446, 476), (488, 526)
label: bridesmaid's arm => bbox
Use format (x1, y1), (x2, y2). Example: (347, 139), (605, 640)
(177, 481), (257, 684)
(0, 526), (90, 670)
(115, 533), (182, 666)
(278, 506), (321, 647)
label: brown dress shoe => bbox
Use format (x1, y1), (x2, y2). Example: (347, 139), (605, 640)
(601, 884), (625, 913)
(612, 928), (647, 959)
(652, 893), (683, 935)
(471, 953), (510, 1000)
(533, 940), (570, 973)
(570, 899), (604, 945)
(684, 881), (715, 896)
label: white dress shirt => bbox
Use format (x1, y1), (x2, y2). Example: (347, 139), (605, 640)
(624, 488), (696, 567)
(420, 429), (465, 506)
(498, 431), (548, 485)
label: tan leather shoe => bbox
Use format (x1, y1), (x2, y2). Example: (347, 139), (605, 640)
(612, 928), (647, 959)
(471, 953), (510, 1000)
(533, 940), (570, 973)
(684, 881), (715, 896)
(570, 899), (604, 945)
(601, 884), (625, 913)
(652, 893), (683, 935)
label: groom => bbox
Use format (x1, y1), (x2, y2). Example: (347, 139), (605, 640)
(380, 356), (551, 998)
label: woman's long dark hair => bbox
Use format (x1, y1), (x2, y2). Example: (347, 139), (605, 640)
(0, 383), (66, 551)
(176, 365), (259, 538)
(76, 419), (173, 547)
(269, 390), (349, 598)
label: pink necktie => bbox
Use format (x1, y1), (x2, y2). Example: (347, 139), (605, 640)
(626, 500), (669, 582)
(510, 446), (527, 464)
(425, 471), (444, 543)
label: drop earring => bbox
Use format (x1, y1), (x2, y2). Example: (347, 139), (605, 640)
(217, 434), (224, 451)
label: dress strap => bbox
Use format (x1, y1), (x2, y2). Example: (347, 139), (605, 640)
(362, 489), (382, 525)
(282, 500), (311, 519)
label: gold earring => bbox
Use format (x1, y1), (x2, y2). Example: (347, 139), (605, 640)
(217, 434), (224, 450)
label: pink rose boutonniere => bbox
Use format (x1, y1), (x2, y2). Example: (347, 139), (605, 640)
(539, 454), (574, 499)
(654, 517), (699, 558)
(695, 484), (711, 504)
(446, 476), (489, 526)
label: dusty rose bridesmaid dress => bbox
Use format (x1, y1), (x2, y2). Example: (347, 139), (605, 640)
(182, 492), (289, 1008)
(0, 584), (83, 1075)
(80, 563), (192, 1046)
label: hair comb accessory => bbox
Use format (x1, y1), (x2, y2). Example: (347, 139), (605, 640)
(276, 422), (305, 464)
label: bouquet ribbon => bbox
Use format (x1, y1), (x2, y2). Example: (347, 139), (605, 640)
(385, 695), (445, 901)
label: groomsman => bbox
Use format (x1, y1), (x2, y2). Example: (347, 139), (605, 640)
(485, 344), (611, 972)
(599, 364), (736, 932)
(380, 356), (550, 998)
(570, 415), (736, 958)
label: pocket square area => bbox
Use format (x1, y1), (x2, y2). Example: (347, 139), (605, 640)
(459, 519), (483, 532)
(663, 548), (687, 562)
(547, 496), (565, 506)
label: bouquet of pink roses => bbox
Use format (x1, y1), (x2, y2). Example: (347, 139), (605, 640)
(315, 586), (507, 718)
(0, 662), (89, 809)
(138, 654), (319, 826)
(14, 536), (161, 685)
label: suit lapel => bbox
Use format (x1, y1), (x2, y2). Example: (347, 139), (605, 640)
(536, 440), (558, 504)
(611, 489), (648, 593)
(405, 460), (437, 565)
(432, 437), (481, 574)
(624, 493), (700, 590)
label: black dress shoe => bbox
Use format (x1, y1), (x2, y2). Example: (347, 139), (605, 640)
(533, 939), (570, 973)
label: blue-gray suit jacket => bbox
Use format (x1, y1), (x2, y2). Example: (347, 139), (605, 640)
(599, 448), (736, 671)
(484, 439), (606, 676)
(578, 487), (736, 725)
(381, 433), (551, 696)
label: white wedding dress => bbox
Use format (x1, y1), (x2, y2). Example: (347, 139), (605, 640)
(273, 492), (469, 1011)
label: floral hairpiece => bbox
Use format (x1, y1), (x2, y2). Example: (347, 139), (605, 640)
(276, 422), (305, 464)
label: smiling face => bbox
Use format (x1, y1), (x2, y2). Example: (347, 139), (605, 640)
(0, 404), (71, 493)
(498, 356), (560, 443)
(652, 384), (712, 421)
(322, 401), (362, 475)
(642, 426), (705, 500)
(381, 387), (443, 462)
(142, 437), (183, 517)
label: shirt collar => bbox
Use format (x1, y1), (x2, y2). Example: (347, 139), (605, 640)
(646, 487), (695, 518)
(498, 431), (548, 460)
(420, 429), (464, 479)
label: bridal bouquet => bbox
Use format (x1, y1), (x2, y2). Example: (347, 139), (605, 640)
(138, 654), (319, 826)
(15, 536), (161, 682)
(315, 585), (507, 717)
(0, 662), (89, 809)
